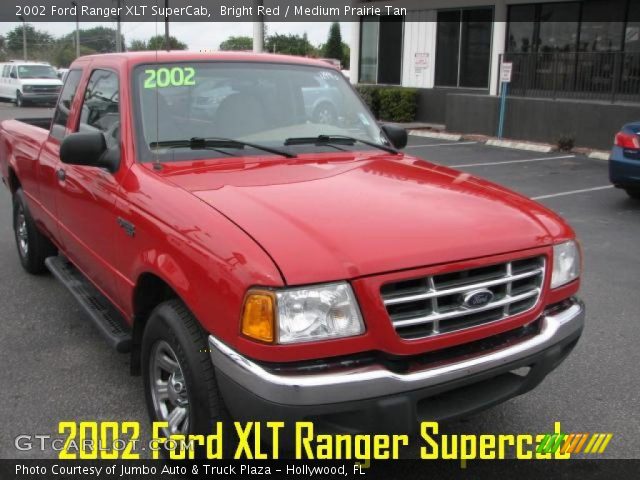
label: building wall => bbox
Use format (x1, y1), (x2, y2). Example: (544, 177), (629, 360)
(445, 94), (640, 150)
(415, 88), (489, 124)
(401, 11), (436, 89)
(354, 0), (640, 148)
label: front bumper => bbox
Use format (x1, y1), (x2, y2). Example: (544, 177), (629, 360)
(21, 92), (59, 103)
(610, 147), (640, 186)
(208, 298), (584, 431)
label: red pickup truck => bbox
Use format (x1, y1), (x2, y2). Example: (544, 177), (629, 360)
(1, 51), (583, 439)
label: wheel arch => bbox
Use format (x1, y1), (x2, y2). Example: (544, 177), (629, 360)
(7, 166), (21, 195)
(130, 272), (184, 375)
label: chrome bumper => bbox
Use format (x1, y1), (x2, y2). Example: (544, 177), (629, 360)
(208, 299), (584, 406)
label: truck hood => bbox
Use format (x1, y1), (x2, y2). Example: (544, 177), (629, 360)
(20, 79), (63, 86)
(162, 153), (566, 285)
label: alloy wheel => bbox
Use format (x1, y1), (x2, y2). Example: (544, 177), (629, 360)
(149, 340), (190, 436)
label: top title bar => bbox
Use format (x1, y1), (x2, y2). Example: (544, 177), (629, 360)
(9, 0), (411, 22)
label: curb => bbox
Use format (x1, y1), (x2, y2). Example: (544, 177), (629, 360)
(408, 130), (462, 141)
(588, 151), (610, 161)
(485, 139), (554, 153)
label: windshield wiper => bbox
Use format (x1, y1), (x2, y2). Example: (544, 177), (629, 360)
(284, 135), (399, 155)
(150, 137), (296, 158)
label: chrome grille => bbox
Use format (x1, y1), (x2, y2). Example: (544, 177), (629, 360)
(380, 257), (545, 340)
(30, 86), (60, 93)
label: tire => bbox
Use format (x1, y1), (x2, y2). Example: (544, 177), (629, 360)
(142, 299), (229, 455)
(13, 189), (57, 274)
(625, 188), (640, 200)
(15, 91), (24, 108)
(312, 102), (337, 125)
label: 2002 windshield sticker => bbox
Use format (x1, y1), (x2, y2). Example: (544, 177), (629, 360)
(144, 67), (196, 89)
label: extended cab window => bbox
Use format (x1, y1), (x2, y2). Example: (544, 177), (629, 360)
(51, 70), (82, 141)
(79, 69), (120, 148)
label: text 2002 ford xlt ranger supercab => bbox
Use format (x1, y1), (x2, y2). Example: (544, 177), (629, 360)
(0, 52), (584, 438)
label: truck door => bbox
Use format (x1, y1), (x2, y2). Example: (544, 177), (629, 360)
(37, 69), (83, 245)
(55, 68), (122, 304)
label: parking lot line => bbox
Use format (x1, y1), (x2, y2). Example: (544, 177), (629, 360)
(532, 185), (614, 200)
(451, 154), (575, 168)
(405, 141), (478, 149)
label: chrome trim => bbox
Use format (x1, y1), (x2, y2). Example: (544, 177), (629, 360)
(383, 268), (544, 305)
(381, 258), (545, 337)
(392, 289), (540, 328)
(208, 299), (584, 406)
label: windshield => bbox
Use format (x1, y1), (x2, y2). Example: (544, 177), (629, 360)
(17, 65), (58, 79)
(133, 62), (384, 162)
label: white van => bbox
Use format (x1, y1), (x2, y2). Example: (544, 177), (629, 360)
(0, 61), (63, 107)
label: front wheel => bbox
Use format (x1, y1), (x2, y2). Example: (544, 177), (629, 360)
(142, 300), (229, 443)
(625, 188), (640, 200)
(13, 189), (56, 274)
(15, 91), (24, 108)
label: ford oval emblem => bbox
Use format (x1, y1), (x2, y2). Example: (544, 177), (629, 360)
(462, 289), (495, 308)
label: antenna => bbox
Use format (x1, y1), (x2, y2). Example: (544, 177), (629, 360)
(153, 1), (162, 171)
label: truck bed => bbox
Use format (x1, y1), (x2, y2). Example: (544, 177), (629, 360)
(15, 117), (53, 131)
(0, 118), (51, 184)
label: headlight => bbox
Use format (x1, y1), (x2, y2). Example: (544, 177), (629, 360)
(551, 240), (581, 288)
(240, 282), (365, 344)
(22, 85), (33, 92)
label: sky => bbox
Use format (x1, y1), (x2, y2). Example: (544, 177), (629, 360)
(0, 21), (353, 51)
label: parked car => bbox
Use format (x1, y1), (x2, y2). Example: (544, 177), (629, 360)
(301, 73), (344, 124)
(0, 61), (63, 107)
(610, 122), (640, 199)
(0, 51), (584, 442)
(57, 68), (70, 83)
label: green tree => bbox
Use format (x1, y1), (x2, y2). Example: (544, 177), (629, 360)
(128, 39), (148, 51)
(146, 35), (188, 51)
(59, 26), (124, 54)
(341, 43), (350, 69)
(323, 23), (343, 63)
(265, 33), (316, 56)
(5, 24), (53, 53)
(219, 36), (253, 51)
(52, 42), (96, 68)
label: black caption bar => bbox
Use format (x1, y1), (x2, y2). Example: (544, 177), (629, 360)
(1, 460), (640, 480)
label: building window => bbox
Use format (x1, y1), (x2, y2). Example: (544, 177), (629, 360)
(435, 8), (493, 88)
(626, 0), (640, 52)
(359, 17), (379, 83)
(507, 1), (628, 53)
(579, 0), (626, 52)
(504, 0), (639, 101)
(359, 16), (404, 84)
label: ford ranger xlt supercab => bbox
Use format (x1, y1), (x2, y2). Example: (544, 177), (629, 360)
(0, 52), (584, 440)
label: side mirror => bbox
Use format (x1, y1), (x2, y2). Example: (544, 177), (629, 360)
(381, 124), (408, 150)
(9, 71), (17, 79)
(60, 131), (119, 173)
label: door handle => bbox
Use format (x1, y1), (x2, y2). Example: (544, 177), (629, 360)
(56, 168), (66, 181)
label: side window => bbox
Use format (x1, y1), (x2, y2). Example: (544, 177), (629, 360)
(9, 66), (16, 79)
(51, 70), (83, 141)
(1, 66), (8, 78)
(79, 69), (120, 148)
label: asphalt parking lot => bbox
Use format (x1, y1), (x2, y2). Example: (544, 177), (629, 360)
(0, 102), (638, 459)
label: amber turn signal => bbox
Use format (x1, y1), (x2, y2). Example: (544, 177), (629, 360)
(241, 290), (275, 343)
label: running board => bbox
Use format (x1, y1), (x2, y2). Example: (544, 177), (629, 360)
(45, 256), (132, 353)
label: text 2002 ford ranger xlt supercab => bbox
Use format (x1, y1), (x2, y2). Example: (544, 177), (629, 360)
(0, 52), (584, 438)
